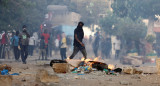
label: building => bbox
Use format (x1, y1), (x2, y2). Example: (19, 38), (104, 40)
(46, 5), (81, 26)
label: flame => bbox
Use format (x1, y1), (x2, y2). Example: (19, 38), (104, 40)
(67, 57), (70, 60)
(81, 57), (85, 61)
(108, 64), (115, 70)
(93, 57), (99, 61)
(85, 58), (92, 63)
(89, 63), (93, 67)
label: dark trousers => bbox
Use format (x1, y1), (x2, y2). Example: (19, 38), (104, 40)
(28, 45), (34, 56)
(69, 46), (87, 59)
(60, 48), (66, 60)
(48, 46), (53, 57)
(14, 46), (20, 60)
(0, 44), (6, 59)
(115, 50), (120, 59)
(93, 48), (98, 57)
(45, 45), (48, 59)
(21, 45), (28, 63)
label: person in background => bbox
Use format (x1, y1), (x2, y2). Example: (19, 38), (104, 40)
(66, 35), (72, 51)
(113, 36), (121, 60)
(69, 22), (87, 59)
(11, 31), (20, 61)
(60, 32), (67, 60)
(19, 25), (30, 64)
(54, 37), (59, 55)
(89, 35), (92, 44)
(0, 31), (8, 59)
(93, 32), (100, 57)
(28, 34), (35, 56)
(5, 31), (11, 59)
(41, 29), (50, 60)
(105, 35), (112, 59)
(39, 36), (46, 60)
(48, 32), (53, 57)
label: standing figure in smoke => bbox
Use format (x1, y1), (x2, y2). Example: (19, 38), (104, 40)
(113, 36), (121, 59)
(11, 31), (20, 61)
(41, 29), (50, 60)
(60, 32), (67, 60)
(105, 35), (112, 59)
(69, 22), (87, 59)
(93, 31), (100, 57)
(19, 25), (30, 64)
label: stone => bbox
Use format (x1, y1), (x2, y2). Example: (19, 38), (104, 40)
(0, 75), (12, 86)
(36, 69), (59, 83)
(0, 64), (11, 71)
(131, 75), (141, 79)
(123, 67), (143, 74)
(52, 63), (70, 73)
(74, 76), (80, 79)
(120, 81), (132, 85)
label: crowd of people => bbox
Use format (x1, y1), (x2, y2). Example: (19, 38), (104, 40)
(91, 32), (121, 60)
(0, 22), (123, 64)
(0, 24), (73, 64)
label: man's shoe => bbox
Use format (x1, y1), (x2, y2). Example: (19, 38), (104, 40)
(23, 61), (26, 64)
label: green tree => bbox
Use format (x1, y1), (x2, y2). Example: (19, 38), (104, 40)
(99, 13), (147, 55)
(112, 0), (160, 28)
(0, 0), (47, 32)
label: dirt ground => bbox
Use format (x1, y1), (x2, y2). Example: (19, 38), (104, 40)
(0, 55), (160, 86)
(0, 43), (159, 86)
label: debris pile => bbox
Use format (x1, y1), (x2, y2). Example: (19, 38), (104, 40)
(50, 59), (123, 75)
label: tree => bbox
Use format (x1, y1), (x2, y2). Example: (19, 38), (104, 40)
(112, 0), (160, 29)
(69, 0), (109, 26)
(99, 12), (117, 35)
(0, 0), (47, 32)
(100, 13), (147, 41)
(99, 13), (147, 55)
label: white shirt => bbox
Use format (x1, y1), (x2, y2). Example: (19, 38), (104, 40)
(55, 39), (59, 47)
(114, 39), (121, 50)
(29, 36), (35, 45)
(33, 32), (38, 45)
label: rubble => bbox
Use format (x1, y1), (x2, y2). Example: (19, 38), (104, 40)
(123, 67), (143, 74)
(74, 76), (80, 79)
(66, 59), (82, 67)
(36, 69), (59, 83)
(131, 75), (141, 79)
(52, 63), (70, 73)
(120, 56), (143, 66)
(0, 64), (11, 71)
(119, 81), (132, 85)
(0, 75), (13, 86)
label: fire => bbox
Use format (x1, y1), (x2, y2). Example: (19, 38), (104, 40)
(67, 57), (70, 60)
(93, 57), (99, 61)
(81, 57), (85, 61)
(81, 57), (92, 63)
(85, 58), (92, 63)
(108, 64), (115, 70)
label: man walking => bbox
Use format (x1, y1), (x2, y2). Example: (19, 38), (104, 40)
(69, 22), (87, 59)
(11, 31), (20, 61)
(19, 25), (30, 64)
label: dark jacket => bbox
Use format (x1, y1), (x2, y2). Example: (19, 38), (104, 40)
(73, 25), (84, 47)
(19, 31), (30, 45)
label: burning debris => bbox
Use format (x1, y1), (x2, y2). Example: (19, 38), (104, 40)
(50, 58), (123, 75)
